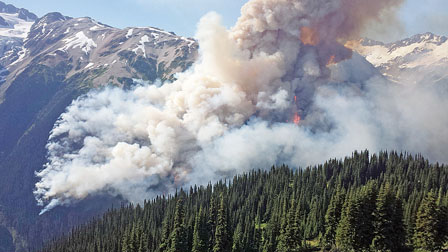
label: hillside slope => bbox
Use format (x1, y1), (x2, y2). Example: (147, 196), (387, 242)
(0, 7), (197, 252)
(41, 151), (448, 252)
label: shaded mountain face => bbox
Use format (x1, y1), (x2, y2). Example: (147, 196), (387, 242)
(0, 4), (198, 252)
(351, 33), (448, 86)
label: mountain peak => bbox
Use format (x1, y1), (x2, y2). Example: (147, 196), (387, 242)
(353, 32), (448, 86)
(36, 12), (71, 24)
(408, 32), (447, 44)
(0, 1), (37, 21)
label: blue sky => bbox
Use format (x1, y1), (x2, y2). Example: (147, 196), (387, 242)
(6, 0), (448, 41)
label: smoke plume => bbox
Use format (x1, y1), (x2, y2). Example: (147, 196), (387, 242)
(35, 0), (448, 214)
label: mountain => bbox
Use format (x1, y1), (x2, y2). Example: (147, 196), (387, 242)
(0, 1), (446, 251)
(39, 151), (448, 252)
(0, 1), (37, 38)
(350, 32), (448, 86)
(0, 3), (198, 251)
(0, 1), (37, 84)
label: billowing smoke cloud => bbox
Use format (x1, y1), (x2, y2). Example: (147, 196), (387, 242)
(35, 0), (448, 214)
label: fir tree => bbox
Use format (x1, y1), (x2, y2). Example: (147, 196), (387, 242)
(231, 222), (244, 252)
(371, 184), (405, 251)
(335, 196), (356, 251)
(192, 207), (208, 252)
(159, 214), (172, 252)
(169, 196), (188, 252)
(262, 210), (280, 252)
(336, 183), (377, 251)
(323, 187), (345, 248)
(414, 192), (445, 251)
(213, 193), (230, 252)
(276, 199), (301, 252)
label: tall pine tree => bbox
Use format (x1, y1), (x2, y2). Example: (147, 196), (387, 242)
(323, 187), (345, 249)
(169, 196), (188, 252)
(414, 191), (445, 251)
(213, 193), (230, 252)
(192, 207), (208, 252)
(371, 184), (405, 251)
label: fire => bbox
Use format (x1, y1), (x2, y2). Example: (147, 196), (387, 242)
(293, 112), (301, 125)
(293, 95), (300, 125)
(300, 26), (319, 46)
(326, 55), (337, 66)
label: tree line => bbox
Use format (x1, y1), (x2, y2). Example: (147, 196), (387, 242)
(39, 151), (448, 252)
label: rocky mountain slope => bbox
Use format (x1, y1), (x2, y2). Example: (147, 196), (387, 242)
(350, 32), (448, 86)
(0, 3), (197, 251)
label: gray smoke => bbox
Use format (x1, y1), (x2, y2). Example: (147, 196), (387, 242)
(35, 0), (448, 214)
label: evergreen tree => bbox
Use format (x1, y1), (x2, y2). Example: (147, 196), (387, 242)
(437, 189), (448, 245)
(208, 194), (218, 251)
(371, 184), (405, 251)
(336, 183), (377, 251)
(323, 187), (345, 248)
(391, 196), (406, 251)
(413, 192), (443, 251)
(159, 214), (172, 252)
(192, 207), (208, 252)
(213, 193), (230, 252)
(231, 222), (244, 252)
(276, 199), (301, 252)
(356, 183), (377, 249)
(169, 196), (188, 252)
(122, 227), (135, 252)
(262, 210), (280, 252)
(335, 196), (356, 251)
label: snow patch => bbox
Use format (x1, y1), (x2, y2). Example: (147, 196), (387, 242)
(10, 47), (28, 66)
(126, 28), (133, 39)
(151, 32), (159, 40)
(84, 63), (94, 69)
(62, 31), (98, 54)
(132, 35), (150, 58)
(0, 13), (34, 38)
(90, 26), (102, 31)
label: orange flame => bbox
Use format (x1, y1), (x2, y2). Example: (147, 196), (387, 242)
(292, 95), (300, 125)
(300, 26), (319, 46)
(293, 112), (301, 125)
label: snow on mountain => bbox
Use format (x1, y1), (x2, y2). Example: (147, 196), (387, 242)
(0, 12), (34, 38)
(350, 33), (448, 85)
(0, 12), (198, 95)
(0, 1), (37, 38)
(0, 2), (37, 85)
(62, 31), (98, 54)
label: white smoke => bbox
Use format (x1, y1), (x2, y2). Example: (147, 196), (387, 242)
(35, 0), (448, 214)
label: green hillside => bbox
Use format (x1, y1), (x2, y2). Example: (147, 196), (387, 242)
(41, 150), (448, 252)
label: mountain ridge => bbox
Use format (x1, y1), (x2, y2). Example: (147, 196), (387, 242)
(351, 32), (448, 85)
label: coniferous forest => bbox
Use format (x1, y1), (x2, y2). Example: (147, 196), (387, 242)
(40, 151), (448, 252)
